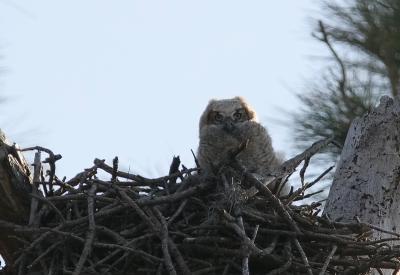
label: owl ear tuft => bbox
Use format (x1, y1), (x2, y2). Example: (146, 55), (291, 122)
(236, 97), (258, 121)
(234, 96), (245, 102)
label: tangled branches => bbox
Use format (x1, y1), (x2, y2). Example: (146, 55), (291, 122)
(1, 139), (400, 274)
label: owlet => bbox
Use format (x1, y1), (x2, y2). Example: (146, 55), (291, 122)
(197, 97), (284, 192)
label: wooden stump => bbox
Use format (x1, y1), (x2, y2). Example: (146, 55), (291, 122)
(324, 96), (400, 274)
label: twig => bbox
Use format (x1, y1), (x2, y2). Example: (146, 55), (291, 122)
(168, 200), (188, 226)
(239, 168), (301, 234)
(293, 238), (313, 275)
(359, 219), (400, 238)
(238, 216), (250, 275)
(20, 146), (62, 196)
(94, 158), (197, 184)
(153, 207), (177, 275)
(168, 156), (181, 185)
(29, 152), (41, 226)
(29, 194), (66, 223)
(300, 157), (310, 187)
(319, 245), (338, 275)
(111, 156), (118, 183)
(191, 149), (200, 169)
(275, 138), (333, 177)
(118, 188), (155, 228)
(315, 20), (347, 96)
(267, 241), (292, 275)
(27, 240), (62, 270)
(72, 183), (97, 275)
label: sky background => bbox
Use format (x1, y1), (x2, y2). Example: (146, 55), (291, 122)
(0, 0), (327, 179)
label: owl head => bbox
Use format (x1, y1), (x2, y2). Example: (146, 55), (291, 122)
(199, 96), (258, 132)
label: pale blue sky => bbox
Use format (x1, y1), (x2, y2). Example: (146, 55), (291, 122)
(0, 0), (325, 178)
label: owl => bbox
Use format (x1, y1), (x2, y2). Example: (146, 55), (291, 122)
(197, 97), (285, 193)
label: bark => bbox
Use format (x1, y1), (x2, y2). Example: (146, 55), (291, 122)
(0, 130), (32, 268)
(324, 96), (400, 274)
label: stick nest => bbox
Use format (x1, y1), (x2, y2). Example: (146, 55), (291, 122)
(3, 139), (400, 275)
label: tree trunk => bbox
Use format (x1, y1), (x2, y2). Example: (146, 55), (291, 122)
(324, 96), (400, 274)
(0, 130), (32, 270)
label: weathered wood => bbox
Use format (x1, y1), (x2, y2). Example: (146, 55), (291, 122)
(0, 130), (32, 269)
(324, 96), (400, 274)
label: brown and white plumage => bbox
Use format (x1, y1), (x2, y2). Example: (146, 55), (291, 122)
(197, 97), (281, 181)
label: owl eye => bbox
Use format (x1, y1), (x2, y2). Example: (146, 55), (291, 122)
(233, 111), (242, 121)
(214, 113), (224, 122)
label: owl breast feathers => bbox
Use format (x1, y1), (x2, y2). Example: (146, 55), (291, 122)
(197, 97), (281, 179)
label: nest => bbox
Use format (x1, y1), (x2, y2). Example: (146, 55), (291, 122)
(2, 139), (400, 274)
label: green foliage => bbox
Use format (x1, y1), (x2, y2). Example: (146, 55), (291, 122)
(324, 0), (400, 95)
(293, 0), (400, 159)
(293, 71), (379, 158)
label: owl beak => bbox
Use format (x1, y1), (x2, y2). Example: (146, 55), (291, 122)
(223, 119), (235, 133)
